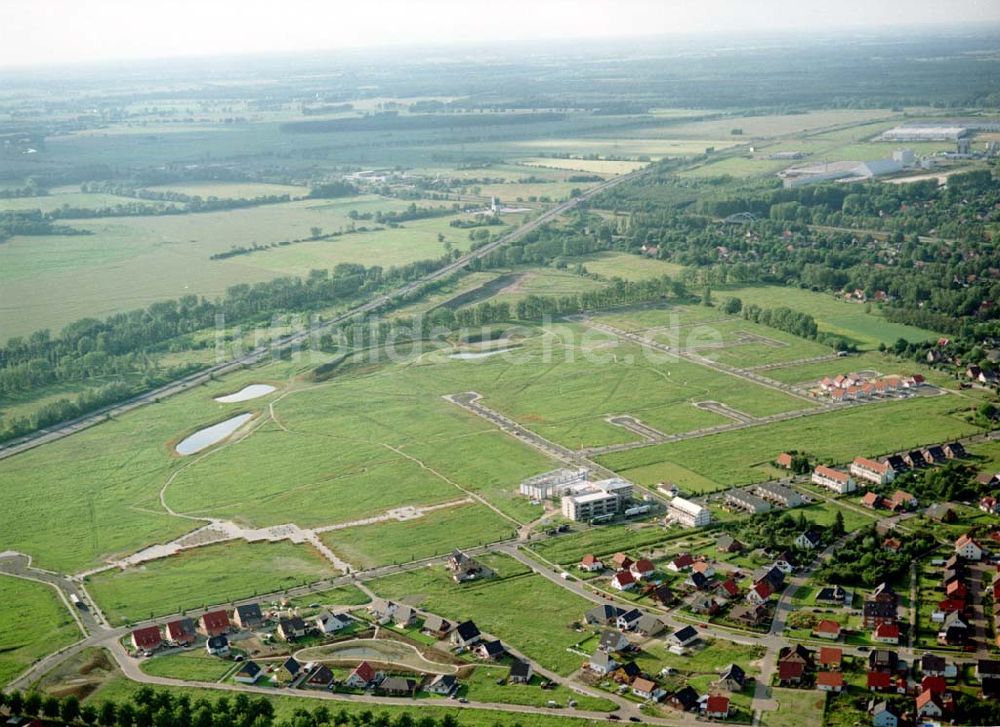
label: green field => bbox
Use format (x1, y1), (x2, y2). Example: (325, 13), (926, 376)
(320, 503), (518, 570)
(760, 687), (826, 727)
(0, 196), (471, 336)
(139, 650), (237, 682)
(369, 555), (594, 675)
(571, 252), (687, 281)
(86, 540), (336, 625)
(600, 395), (979, 490)
(714, 285), (940, 349)
(462, 666), (617, 711)
(0, 574), (81, 686)
(527, 524), (683, 566)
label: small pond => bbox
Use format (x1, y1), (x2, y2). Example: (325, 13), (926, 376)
(449, 348), (514, 360)
(214, 384), (276, 403)
(175, 413), (253, 455)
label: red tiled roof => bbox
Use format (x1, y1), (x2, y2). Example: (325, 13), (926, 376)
(819, 647), (842, 666)
(814, 619), (841, 635)
(613, 570), (636, 586)
(875, 623), (900, 639)
(352, 661), (376, 683)
(854, 457), (889, 473)
(131, 626), (162, 650)
(815, 465), (849, 483)
(581, 554), (600, 566)
(921, 676), (947, 695)
(200, 610), (230, 632)
(165, 620), (194, 642)
(779, 661), (804, 680)
(632, 558), (655, 574)
(706, 695), (730, 714)
(867, 671), (891, 689)
(672, 553), (694, 569)
(817, 672), (844, 688)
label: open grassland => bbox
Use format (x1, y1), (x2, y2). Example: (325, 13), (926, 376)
(462, 666), (616, 711)
(320, 503), (517, 570)
(470, 137), (741, 160)
(139, 650), (235, 682)
(639, 110), (900, 140)
(760, 687), (826, 727)
(599, 394), (979, 490)
(144, 181), (309, 198)
(572, 251), (687, 281)
(0, 190), (170, 213)
(369, 555), (594, 675)
(519, 157), (648, 174)
(0, 196), (466, 336)
(0, 575), (81, 686)
(714, 285), (940, 349)
(87, 540), (336, 625)
(87, 675), (610, 727)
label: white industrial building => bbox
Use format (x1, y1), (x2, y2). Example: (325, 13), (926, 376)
(667, 496), (711, 528)
(559, 478), (634, 522)
(778, 158), (905, 188)
(519, 467), (589, 500)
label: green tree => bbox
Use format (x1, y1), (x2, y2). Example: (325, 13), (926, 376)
(61, 695), (82, 724)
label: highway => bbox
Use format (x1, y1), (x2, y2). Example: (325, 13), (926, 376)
(0, 166), (648, 463)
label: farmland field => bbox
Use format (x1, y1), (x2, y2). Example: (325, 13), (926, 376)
(86, 540), (336, 625)
(599, 395), (980, 490)
(0, 575), (81, 686)
(369, 555), (595, 675)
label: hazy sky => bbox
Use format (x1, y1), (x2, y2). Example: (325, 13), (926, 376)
(2, 0), (999, 68)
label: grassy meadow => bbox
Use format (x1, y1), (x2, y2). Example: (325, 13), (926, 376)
(86, 540), (336, 625)
(0, 575), (81, 686)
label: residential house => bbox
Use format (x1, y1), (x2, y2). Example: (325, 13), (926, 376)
(666, 686), (700, 712)
(277, 616), (309, 642)
(977, 660), (1000, 697)
(234, 661), (262, 684)
(923, 445), (947, 464)
(588, 651), (617, 675)
(817, 672), (844, 692)
(599, 629), (631, 654)
(851, 457), (895, 485)
(980, 496), (1000, 514)
(883, 537), (902, 552)
(716, 579), (740, 601)
(868, 649), (899, 673)
(475, 639), (506, 661)
(635, 613), (666, 638)
(943, 442), (967, 459)
(206, 634), (230, 656)
(861, 492), (884, 509)
(426, 674), (458, 695)
(780, 644), (814, 668)
(669, 626), (699, 648)
(585, 604), (624, 626)
(926, 503), (958, 522)
(630, 559), (656, 580)
(747, 581), (773, 606)
(165, 618), (197, 646)
(730, 603), (769, 626)
(773, 551), (798, 573)
(451, 620), (482, 647)
(613, 661), (642, 684)
(725, 489), (771, 515)
(315, 611), (353, 636)
(887, 490), (917, 511)
(632, 677), (660, 701)
(686, 571), (711, 591)
(813, 620), (841, 640)
(920, 654), (953, 678)
(903, 450), (926, 469)
(648, 584), (676, 606)
(874, 623), (900, 644)
(916, 690), (944, 718)
(393, 605), (417, 629)
(668, 553), (694, 572)
(368, 598), (398, 624)
(938, 611), (968, 646)
(705, 695), (730, 718)
(778, 661), (804, 685)
(863, 583), (898, 628)
(198, 610), (231, 637)
(883, 455), (907, 474)
(690, 594), (721, 616)
(611, 570), (637, 591)
(795, 529), (822, 550)
(753, 565), (785, 591)
(233, 603), (263, 630)
(867, 671), (893, 692)
(776, 452), (795, 469)
(345, 661), (381, 689)
(304, 665), (335, 689)
(579, 554), (604, 572)
(871, 702), (899, 727)
(754, 483), (804, 507)
(812, 465), (856, 494)
(921, 676), (947, 695)
(816, 585), (849, 605)
(716, 535), (744, 553)
(955, 533), (984, 560)
(508, 660), (533, 685)
(448, 549), (491, 583)
(422, 614), (453, 638)
(819, 647), (842, 671)
(379, 677), (417, 697)
(130, 626), (163, 654)
(717, 663), (746, 692)
(611, 552), (634, 570)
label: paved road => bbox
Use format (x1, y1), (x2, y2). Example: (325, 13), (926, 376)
(0, 167), (648, 464)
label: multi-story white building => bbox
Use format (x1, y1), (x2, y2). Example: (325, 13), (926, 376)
(850, 457), (895, 485)
(667, 496), (711, 528)
(811, 465), (856, 494)
(562, 490), (620, 522)
(519, 467), (589, 500)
